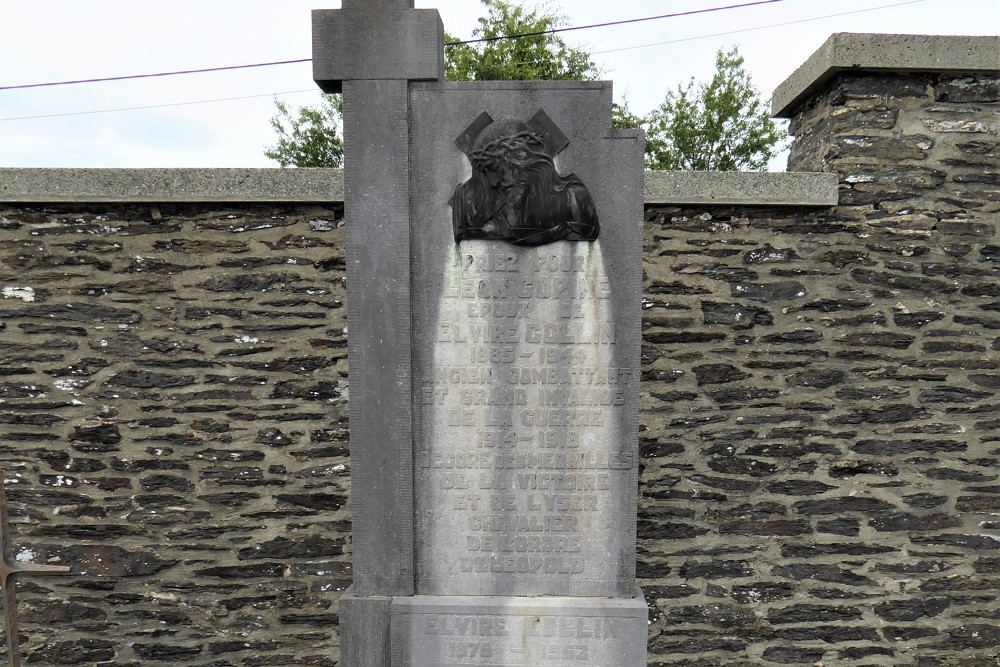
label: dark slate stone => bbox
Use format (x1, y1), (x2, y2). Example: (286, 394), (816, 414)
(835, 386), (909, 400)
(870, 513), (961, 532)
(883, 626), (939, 642)
(837, 332), (915, 349)
(819, 250), (871, 268)
(271, 380), (344, 400)
(955, 314), (1000, 330)
(648, 280), (711, 295)
(140, 474), (195, 492)
(772, 564), (876, 586)
(209, 640), (282, 656)
(69, 422), (122, 451)
(903, 493), (949, 509)
(759, 330), (823, 345)
(237, 535), (344, 560)
(793, 497), (896, 515)
(744, 244), (798, 264)
(701, 301), (774, 329)
(105, 370), (197, 388)
(831, 404), (930, 425)
(772, 626), (880, 643)
(852, 268), (958, 294)
(766, 480), (835, 496)
(925, 468), (997, 483)
(27, 639), (117, 664)
(798, 298), (872, 312)
(936, 624), (1000, 649)
(852, 439), (966, 455)
(730, 281), (806, 302)
(10, 303), (143, 324)
(838, 646), (895, 659)
(957, 496), (1000, 512)
(875, 597), (950, 621)
(923, 341), (987, 353)
(935, 75), (1000, 103)
(761, 646), (825, 664)
(275, 493), (344, 511)
(195, 563), (287, 578)
(767, 604), (863, 624)
(829, 461), (899, 478)
(199, 272), (301, 292)
(817, 518), (860, 536)
(255, 428), (298, 446)
(730, 583), (793, 604)
(912, 534), (1000, 550)
(679, 560), (754, 579)
(720, 519), (810, 536)
(707, 456), (778, 477)
(133, 643), (203, 661)
(785, 369), (845, 389)
(920, 387), (993, 403)
(663, 604), (756, 628)
(895, 310), (950, 328)
(692, 364), (749, 385)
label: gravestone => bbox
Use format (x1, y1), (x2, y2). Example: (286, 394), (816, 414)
(313, 2), (647, 665)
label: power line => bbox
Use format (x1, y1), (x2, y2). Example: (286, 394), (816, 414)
(592, 0), (930, 55)
(0, 60), (311, 92)
(0, 90), (317, 122)
(0, 0), (787, 91)
(446, 0), (787, 44)
(0, 0), (941, 122)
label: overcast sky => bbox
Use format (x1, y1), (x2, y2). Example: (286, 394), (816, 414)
(1, 0), (996, 171)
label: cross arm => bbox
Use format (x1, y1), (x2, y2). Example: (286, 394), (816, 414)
(313, 6), (444, 94)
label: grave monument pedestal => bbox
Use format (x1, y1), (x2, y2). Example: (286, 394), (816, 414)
(314, 4), (647, 665)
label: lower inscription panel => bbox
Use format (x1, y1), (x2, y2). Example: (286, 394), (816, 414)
(390, 592), (648, 667)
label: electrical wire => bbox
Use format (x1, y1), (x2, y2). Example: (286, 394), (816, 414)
(0, 90), (318, 122)
(0, 0), (787, 91)
(592, 0), (930, 55)
(0, 0), (947, 122)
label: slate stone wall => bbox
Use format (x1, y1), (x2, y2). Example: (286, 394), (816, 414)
(639, 72), (999, 666)
(0, 70), (996, 666)
(0, 203), (352, 665)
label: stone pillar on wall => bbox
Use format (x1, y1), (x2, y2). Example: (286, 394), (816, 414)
(773, 33), (998, 227)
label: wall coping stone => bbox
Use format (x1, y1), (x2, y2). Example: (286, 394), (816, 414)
(773, 32), (1000, 118)
(644, 170), (837, 206)
(0, 168), (344, 204)
(0, 168), (838, 207)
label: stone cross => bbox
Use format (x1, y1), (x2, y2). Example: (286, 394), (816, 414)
(0, 474), (71, 667)
(313, 2), (444, 664)
(313, 0), (443, 597)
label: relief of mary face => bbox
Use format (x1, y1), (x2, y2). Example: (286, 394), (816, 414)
(451, 119), (600, 247)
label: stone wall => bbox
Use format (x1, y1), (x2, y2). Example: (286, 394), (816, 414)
(0, 45), (997, 667)
(636, 69), (999, 666)
(0, 202), (352, 665)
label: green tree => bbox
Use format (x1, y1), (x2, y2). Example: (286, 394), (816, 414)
(445, 0), (598, 81)
(264, 95), (343, 168)
(265, 0), (597, 167)
(644, 47), (783, 171)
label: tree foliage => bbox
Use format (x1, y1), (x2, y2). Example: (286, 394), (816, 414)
(445, 0), (598, 81)
(644, 47), (783, 171)
(264, 95), (343, 168)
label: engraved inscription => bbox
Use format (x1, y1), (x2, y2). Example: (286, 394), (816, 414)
(417, 242), (635, 593)
(410, 613), (628, 664)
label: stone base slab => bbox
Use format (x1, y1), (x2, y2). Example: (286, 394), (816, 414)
(390, 590), (648, 666)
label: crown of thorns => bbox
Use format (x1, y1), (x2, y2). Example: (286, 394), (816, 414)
(470, 131), (545, 165)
